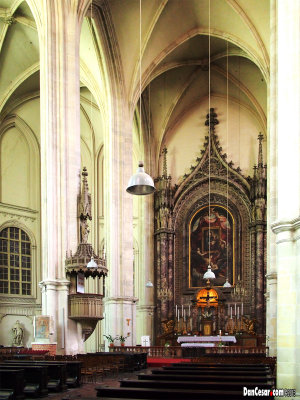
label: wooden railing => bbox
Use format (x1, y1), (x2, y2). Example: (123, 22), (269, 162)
(113, 346), (182, 358)
(206, 346), (269, 355)
(68, 293), (104, 319)
(113, 345), (269, 358)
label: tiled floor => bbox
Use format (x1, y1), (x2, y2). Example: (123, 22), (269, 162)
(47, 369), (148, 400)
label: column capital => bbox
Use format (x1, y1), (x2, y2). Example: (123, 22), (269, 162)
(271, 216), (300, 243)
(39, 279), (70, 290)
(266, 272), (277, 281)
(104, 296), (138, 305)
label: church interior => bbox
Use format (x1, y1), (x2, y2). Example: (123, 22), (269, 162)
(0, 0), (299, 398)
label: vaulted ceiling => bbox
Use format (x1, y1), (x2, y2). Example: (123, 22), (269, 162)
(0, 0), (269, 173)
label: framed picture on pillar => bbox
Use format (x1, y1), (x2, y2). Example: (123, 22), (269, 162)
(189, 205), (235, 288)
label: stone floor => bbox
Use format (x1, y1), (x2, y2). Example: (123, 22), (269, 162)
(47, 369), (148, 400)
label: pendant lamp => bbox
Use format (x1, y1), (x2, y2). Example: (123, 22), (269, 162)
(223, 278), (231, 287)
(203, 265), (215, 280)
(87, 256), (97, 268)
(145, 280), (154, 288)
(126, 161), (155, 195)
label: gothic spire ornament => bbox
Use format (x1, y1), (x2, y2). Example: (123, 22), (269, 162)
(78, 167), (92, 244)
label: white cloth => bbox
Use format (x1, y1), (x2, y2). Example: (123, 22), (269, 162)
(177, 335), (236, 343)
(181, 343), (215, 347)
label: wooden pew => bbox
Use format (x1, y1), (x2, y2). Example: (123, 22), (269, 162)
(171, 362), (270, 369)
(0, 369), (24, 400)
(119, 378), (274, 391)
(96, 385), (273, 399)
(152, 368), (271, 376)
(138, 372), (274, 383)
(4, 359), (81, 388)
(4, 361), (67, 392)
(0, 364), (48, 397)
(0, 389), (14, 400)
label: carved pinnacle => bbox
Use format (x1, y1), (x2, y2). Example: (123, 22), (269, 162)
(162, 147), (168, 178)
(257, 133), (264, 167)
(205, 108), (219, 132)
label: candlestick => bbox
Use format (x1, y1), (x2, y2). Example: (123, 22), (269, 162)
(241, 302), (243, 315)
(237, 306), (239, 319)
(228, 304), (230, 316)
(189, 305), (191, 317)
(235, 303), (237, 316)
(182, 305), (183, 315)
(230, 306), (232, 319)
(176, 304), (177, 315)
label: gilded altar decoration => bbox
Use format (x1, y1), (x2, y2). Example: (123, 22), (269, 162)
(189, 205), (234, 287)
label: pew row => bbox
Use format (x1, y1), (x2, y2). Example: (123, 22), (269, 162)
(0, 369), (24, 400)
(0, 365), (48, 397)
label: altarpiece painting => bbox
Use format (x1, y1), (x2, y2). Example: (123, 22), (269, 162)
(189, 205), (234, 288)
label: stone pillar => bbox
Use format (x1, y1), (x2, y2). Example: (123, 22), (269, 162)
(266, 0), (278, 358)
(102, 97), (136, 342)
(265, 272), (277, 356)
(271, 0), (300, 395)
(27, 0), (90, 354)
(255, 225), (265, 334)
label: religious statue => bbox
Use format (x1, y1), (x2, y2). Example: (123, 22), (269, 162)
(242, 316), (256, 335)
(80, 219), (90, 244)
(12, 320), (24, 347)
(161, 319), (175, 335)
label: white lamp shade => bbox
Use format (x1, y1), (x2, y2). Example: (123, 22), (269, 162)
(87, 256), (97, 268)
(223, 278), (231, 287)
(126, 162), (155, 195)
(203, 265), (215, 279)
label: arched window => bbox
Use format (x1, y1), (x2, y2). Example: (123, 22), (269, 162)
(0, 227), (31, 295)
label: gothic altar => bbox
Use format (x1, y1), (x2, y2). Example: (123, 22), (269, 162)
(154, 109), (266, 344)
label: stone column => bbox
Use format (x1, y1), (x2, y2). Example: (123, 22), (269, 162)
(271, 0), (300, 394)
(255, 225), (265, 334)
(27, 0), (90, 354)
(266, 0), (278, 358)
(102, 102), (136, 343)
(265, 272), (277, 356)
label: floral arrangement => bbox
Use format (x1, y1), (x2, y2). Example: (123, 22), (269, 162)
(116, 335), (128, 343)
(103, 334), (116, 344)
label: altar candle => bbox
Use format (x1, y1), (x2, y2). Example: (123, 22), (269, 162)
(237, 306), (239, 319)
(176, 305), (177, 316)
(228, 304), (230, 316)
(219, 330), (221, 336)
(241, 302), (243, 315)
(235, 303), (237, 316)
(177, 311), (179, 321)
(189, 305), (191, 317)
(182, 305), (183, 315)
(184, 309), (186, 321)
(230, 306), (232, 319)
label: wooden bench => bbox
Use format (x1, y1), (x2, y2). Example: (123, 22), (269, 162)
(0, 390), (14, 400)
(172, 362), (270, 369)
(0, 369), (24, 400)
(4, 361), (67, 392)
(4, 359), (81, 387)
(96, 385), (273, 399)
(120, 378), (274, 391)
(152, 368), (271, 376)
(0, 364), (48, 397)
(138, 372), (274, 383)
